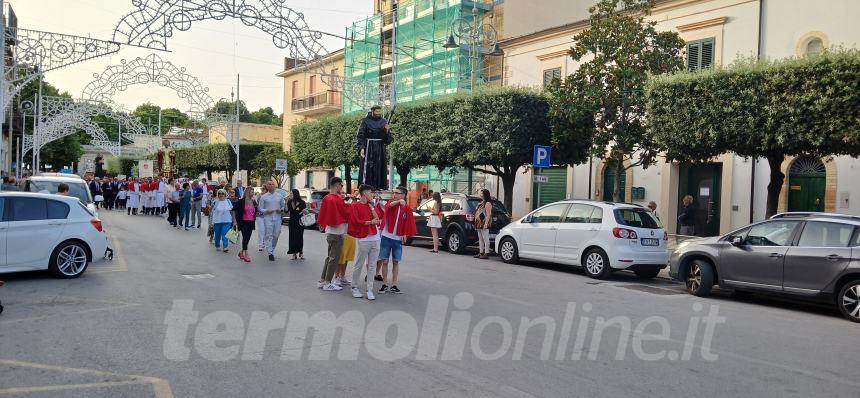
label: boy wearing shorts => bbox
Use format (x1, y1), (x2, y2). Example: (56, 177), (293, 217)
(377, 186), (416, 294)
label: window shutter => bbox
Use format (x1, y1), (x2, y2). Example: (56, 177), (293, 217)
(543, 67), (562, 88)
(686, 41), (701, 71)
(701, 38), (715, 69)
(686, 38), (715, 71)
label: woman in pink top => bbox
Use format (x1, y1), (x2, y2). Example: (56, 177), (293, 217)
(232, 188), (258, 262)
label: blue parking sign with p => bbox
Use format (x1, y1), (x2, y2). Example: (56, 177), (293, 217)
(533, 145), (551, 168)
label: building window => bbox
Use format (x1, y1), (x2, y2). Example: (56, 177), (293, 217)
(291, 80), (298, 98)
(805, 38), (824, 55)
(309, 75), (317, 94)
(796, 32), (829, 57)
(686, 37), (715, 71)
(542, 68), (561, 88)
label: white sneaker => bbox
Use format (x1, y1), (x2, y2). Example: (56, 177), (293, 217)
(323, 283), (343, 291)
(366, 290), (375, 300)
(317, 281), (325, 289)
(351, 288), (363, 298)
(333, 278), (343, 287)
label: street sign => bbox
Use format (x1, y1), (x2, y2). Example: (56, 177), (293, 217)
(275, 158), (288, 172)
(533, 175), (549, 183)
(533, 145), (551, 168)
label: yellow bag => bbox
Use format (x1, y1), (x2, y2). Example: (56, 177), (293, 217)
(226, 228), (240, 244)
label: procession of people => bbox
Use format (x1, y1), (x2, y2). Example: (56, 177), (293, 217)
(54, 106), (421, 301)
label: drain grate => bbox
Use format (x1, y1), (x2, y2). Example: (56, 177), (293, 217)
(180, 273), (215, 280)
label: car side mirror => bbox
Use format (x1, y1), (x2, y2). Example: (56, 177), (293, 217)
(524, 214), (535, 223)
(730, 236), (744, 246)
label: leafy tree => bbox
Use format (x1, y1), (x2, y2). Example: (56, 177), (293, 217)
(647, 49), (860, 217)
(294, 88), (553, 210)
(548, 0), (685, 201)
(15, 78), (81, 169)
(174, 143), (278, 180)
(132, 103), (192, 133)
(249, 107), (276, 125)
(293, 113), (363, 192)
(250, 146), (301, 188)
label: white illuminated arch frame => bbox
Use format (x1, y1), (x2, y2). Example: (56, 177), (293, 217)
(111, 0), (389, 108)
(82, 53), (214, 113)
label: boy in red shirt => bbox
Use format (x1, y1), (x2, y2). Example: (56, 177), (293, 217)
(317, 177), (351, 291)
(348, 184), (382, 300)
(377, 186), (417, 294)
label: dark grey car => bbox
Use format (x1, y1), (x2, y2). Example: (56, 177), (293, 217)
(669, 213), (860, 322)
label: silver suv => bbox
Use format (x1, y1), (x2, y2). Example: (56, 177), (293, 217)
(669, 213), (860, 322)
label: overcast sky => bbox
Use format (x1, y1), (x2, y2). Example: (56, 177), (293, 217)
(8, 0), (372, 114)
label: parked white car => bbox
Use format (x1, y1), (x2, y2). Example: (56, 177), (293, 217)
(0, 192), (108, 278)
(25, 175), (98, 215)
(495, 200), (670, 279)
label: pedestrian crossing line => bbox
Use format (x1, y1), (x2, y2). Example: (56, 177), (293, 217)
(0, 359), (174, 397)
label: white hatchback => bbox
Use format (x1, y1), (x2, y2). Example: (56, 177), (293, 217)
(0, 192), (109, 278)
(495, 200), (670, 279)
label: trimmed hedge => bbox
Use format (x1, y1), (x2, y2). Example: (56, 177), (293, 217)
(646, 49), (860, 161)
(174, 143), (279, 175)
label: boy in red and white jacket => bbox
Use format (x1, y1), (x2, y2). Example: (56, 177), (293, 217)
(377, 186), (417, 294)
(317, 177), (351, 291)
(348, 184), (382, 300)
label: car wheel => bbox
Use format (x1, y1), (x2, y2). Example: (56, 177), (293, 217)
(446, 229), (465, 254)
(583, 249), (611, 279)
(632, 265), (661, 280)
(49, 241), (89, 279)
(685, 260), (714, 297)
(499, 237), (519, 264)
(837, 280), (860, 323)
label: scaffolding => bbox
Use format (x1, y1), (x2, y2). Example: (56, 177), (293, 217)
(343, 0), (493, 114)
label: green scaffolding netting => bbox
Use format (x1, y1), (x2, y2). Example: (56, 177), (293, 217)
(343, 0), (491, 114)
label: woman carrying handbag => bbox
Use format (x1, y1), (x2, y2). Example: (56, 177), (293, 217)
(232, 188), (258, 263)
(286, 189), (307, 260)
(427, 192), (443, 253)
(474, 189), (493, 259)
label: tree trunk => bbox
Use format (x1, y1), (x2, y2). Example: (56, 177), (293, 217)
(206, 170), (212, 181)
(500, 167), (516, 213)
(396, 165), (410, 190)
(613, 157), (624, 202)
(765, 154), (785, 218)
(344, 165), (352, 194)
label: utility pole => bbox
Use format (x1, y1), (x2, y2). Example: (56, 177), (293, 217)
(235, 73), (240, 179)
(33, 71), (44, 173)
(387, 0), (398, 190)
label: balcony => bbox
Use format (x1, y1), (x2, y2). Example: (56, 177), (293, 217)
(291, 90), (342, 115)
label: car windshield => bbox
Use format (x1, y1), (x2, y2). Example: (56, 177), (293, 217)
(311, 192), (327, 201)
(28, 180), (91, 204)
(614, 208), (662, 229)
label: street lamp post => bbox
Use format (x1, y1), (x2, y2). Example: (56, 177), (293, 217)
(443, 3), (504, 90)
(19, 98), (35, 180)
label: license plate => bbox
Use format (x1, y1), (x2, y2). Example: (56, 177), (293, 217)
(640, 238), (660, 246)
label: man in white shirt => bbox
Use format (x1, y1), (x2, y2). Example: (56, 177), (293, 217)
(259, 180), (285, 261)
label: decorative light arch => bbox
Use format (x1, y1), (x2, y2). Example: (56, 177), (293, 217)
(111, 0), (387, 109)
(24, 96), (157, 162)
(112, 0), (325, 59)
(82, 53), (214, 113)
(3, 28), (121, 117)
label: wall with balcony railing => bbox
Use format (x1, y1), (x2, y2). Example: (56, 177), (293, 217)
(291, 90), (342, 114)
